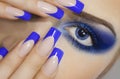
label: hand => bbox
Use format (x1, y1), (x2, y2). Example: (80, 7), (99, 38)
(0, 27), (64, 79)
(0, 0), (84, 20)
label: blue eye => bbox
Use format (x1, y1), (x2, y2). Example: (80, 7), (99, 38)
(60, 22), (116, 53)
(76, 26), (89, 40)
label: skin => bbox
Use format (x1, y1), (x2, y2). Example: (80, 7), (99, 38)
(0, 0), (120, 79)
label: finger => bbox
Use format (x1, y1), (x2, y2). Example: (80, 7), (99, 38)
(0, 47), (8, 61)
(0, 36), (19, 61)
(35, 48), (64, 79)
(2, 0), (64, 19)
(10, 27), (61, 79)
(0, 32), (40, 79)
(0, 2), (31, 21)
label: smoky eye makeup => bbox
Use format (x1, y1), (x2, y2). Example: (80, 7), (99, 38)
(56, 12), (116, 53)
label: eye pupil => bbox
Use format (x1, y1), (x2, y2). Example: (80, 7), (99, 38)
(76, 27), (89, 40)
(79, 29), (87, 37)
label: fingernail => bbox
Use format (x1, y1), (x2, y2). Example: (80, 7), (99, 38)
(19, 40), (34, 57)
(38, 27), (61, 56)
(6, 6), (32, 21)
(38, 37), (54, 57)
(17, 11), (32, 21)
(0, 47), (8, 58)
(24, 32), (40, 44)
(57, 0), (84, 14)
(37, 1), (64, 19)
(44, 27), (61, 46)
(19, 32), (40, 57)
(42, 48), (64, 76)
(49, 47), (64, 64)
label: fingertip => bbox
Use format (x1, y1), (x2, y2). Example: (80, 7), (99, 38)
(48, 7), (64, 20)
(16, 11), (32, 21)
(0, 47), (8, 58)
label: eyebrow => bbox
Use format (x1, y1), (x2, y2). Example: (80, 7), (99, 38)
(74, 12), (116, 35)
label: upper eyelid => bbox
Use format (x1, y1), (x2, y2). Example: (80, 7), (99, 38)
(70, 12), (116, 36)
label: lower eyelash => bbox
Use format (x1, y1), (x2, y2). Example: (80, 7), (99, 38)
(63, 31), (96, 52)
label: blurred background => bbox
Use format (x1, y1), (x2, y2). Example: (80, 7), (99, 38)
(102, 57), (120, 79)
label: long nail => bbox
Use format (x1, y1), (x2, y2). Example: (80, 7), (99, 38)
(19, 40), (34, 57)
(44, 27), (61, 46)
(24, 32), (40, 44)
(37, 1), (64, 19)
(42, 48), (64, 76)
(38, 27), (61, 56)
(19, 32), (40, 57)
(6, 6), (32, 21)
(38, 37), (54, 57)
(0, 47), (8, 58)
(49, 48), (64, 64)
(57, 0), (84, 14)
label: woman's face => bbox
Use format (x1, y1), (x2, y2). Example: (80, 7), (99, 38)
(0, 0), (120, 79)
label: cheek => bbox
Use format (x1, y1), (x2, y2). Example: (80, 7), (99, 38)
(55, 36), (115, 79)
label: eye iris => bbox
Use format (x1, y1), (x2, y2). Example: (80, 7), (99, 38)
(76, 27), (89, 40)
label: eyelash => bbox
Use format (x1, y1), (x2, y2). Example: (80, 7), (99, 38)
(59, 21), (116, 53)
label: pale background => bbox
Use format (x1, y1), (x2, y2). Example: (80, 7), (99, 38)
(102, 58), (120, 79)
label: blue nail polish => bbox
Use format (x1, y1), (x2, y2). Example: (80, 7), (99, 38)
(24, 32), (40, 44)
(66, 0), (84, 14)
(44, 27), (61, 46)
(49, 47), (64, 64)
(16, 11), (32, 21)
(0, 47), (8, 58)
(48, 7), (64, 20)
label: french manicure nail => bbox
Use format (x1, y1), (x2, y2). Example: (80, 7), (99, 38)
(44, 27), (61, 46)
(57, 0), (84, 14)
(19, 40), (34, 57)
(24, 32), (40, 44)
(0, 47), (8, 58)
(38, 36), (54, 57)
(49, 47), (64, 64)
(6, 6), (32, 21)
(19, 32), (40, 57)
(42, 48), (64, 76)
(37, 1), (64, 19)
(17, 11), (32, 21)
(38, 27), (61, 56)
(48, 7), (64, 20)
